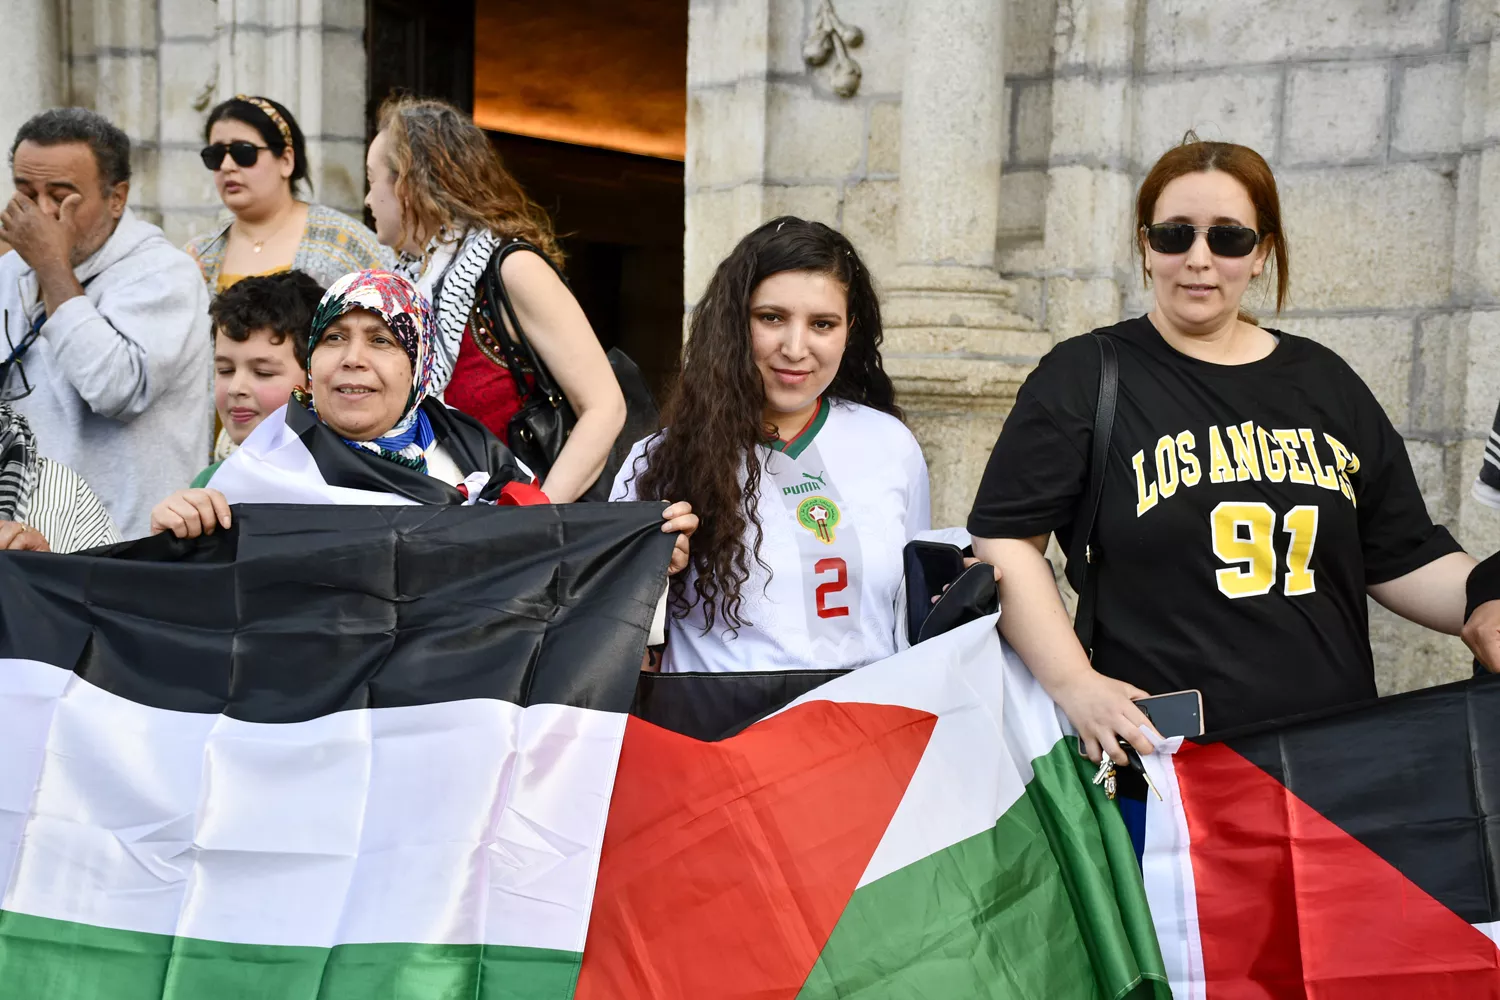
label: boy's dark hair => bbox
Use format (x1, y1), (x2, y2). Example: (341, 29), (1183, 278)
(209, 270), (325, 368)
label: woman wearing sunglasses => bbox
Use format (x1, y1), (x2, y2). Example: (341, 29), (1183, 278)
(968, 135), (1488, 763)
(185, 96), (391, 296)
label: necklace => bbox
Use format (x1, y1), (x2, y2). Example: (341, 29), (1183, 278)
(236, 204), (300, 255)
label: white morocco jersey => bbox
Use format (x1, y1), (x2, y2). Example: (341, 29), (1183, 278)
(612, 398), (931, 673)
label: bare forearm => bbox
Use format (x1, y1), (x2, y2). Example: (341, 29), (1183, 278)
(974, 535), (1097, 698)
(537, 407), (620, 502)
(1368, 551), (1476, 635)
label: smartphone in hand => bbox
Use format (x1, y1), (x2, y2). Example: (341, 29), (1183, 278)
(1135, 688), (1204, 739)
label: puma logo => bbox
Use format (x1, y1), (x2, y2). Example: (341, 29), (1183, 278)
(782, 471), (827, 496)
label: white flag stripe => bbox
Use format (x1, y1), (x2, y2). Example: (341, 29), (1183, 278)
(783, 616), (1066, 889)
(207, 404), (419, 506)
(0, 658), (623, 952)
(1141, 751), (1207, 1000)
(0, 660), (71, 907)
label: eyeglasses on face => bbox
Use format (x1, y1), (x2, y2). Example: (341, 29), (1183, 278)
(200, 141), (270, 171)
(1143, 223), (1263, 258)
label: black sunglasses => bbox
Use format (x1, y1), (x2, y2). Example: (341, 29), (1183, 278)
(1144, 223), (1263, 258)
(200, 141), (270, 171)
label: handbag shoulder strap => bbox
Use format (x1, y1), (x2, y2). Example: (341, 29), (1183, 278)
(1070, 331), (1118, 653)
(480, 238), (564, 405)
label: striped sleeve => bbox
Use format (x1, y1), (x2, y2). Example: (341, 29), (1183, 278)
(1475, 398), (1500, 509)
(28, 458), (122, 552)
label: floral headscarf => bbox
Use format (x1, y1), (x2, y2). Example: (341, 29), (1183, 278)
(307, 270), (440, 471)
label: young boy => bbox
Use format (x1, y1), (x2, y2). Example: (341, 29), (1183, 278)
(190, 270), (325, 487)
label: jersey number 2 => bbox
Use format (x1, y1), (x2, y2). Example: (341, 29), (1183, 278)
(814, 557), (850, 619)
(1211, 502), (1319, 599)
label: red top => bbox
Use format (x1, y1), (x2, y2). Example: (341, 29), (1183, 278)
(443, 319), (535, 445)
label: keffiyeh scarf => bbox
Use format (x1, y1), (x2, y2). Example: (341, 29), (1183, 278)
(307, 270), (440, 472)
(395, 227), (499, 396)
(0, 403), (38, 523)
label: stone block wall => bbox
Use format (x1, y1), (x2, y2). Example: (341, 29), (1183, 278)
(686, 0), (908, 302)
(999, 0), (1500, 691)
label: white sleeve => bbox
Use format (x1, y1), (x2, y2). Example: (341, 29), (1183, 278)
(609, 435), (655, 501)
(41, 247), (209, 422)
(903, 433), (932, 539)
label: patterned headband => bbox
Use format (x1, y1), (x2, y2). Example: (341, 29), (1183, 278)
(235, 94), (293, 151)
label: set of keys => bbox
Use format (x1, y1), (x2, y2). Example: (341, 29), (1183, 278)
(1091, 756), (1119, 799)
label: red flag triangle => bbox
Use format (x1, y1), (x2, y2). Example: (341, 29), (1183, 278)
(575, 700), (937, 999)
(1176, 741), (1500, 998)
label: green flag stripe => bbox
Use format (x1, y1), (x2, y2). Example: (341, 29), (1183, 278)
(798, 739), (1170, 1000)
(0, 910), (581, 1000)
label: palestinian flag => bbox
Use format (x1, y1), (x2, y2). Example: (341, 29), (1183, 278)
(581, 613), (1169, 999)
(0, 503), (1167, 998)
(0, 503), (672, 997)
(1140, 678), (1500, 998)
(205, 399), (539, 506)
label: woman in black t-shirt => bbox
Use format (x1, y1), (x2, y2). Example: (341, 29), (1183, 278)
(969, 138), (1496, 761)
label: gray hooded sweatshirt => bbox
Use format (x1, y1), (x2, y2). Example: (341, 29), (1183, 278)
(0, 209), (210, 537)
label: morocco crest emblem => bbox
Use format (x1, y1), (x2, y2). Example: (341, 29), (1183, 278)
(795, 495), (841, 544)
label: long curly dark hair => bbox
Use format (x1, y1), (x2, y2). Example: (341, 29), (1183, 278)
(633, 216), (901, 633)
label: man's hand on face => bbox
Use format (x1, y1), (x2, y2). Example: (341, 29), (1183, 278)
(1, 189), (82, 275)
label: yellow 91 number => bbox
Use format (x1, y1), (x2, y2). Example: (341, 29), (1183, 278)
(1211, 502), (1320, 599)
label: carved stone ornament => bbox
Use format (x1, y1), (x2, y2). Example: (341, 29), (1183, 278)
(802, 0), (864, 98)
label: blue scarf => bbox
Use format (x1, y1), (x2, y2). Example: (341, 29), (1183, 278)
(343, 406), (436, 473)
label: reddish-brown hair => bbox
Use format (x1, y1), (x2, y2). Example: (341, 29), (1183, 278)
(1135, 133), (1289, 320)
(376, 96), (562, 265)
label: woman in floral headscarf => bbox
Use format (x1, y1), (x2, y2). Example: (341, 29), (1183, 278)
(148, 271), (696, 567)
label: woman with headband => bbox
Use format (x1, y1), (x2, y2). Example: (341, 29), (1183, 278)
(186, 95), (391, 296)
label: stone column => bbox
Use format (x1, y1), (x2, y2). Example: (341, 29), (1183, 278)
(0, 2), (64, 163)
(0, 0), (64, 254)
(683, 0), (772, 306)
(890, 0), (1006, 304)
(210, 0), (369, 227)
(881, 0), (1044, 527)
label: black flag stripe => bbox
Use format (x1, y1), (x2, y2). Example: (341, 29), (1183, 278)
(0, 503), (672, 724)
(1216, 674), (1500, 925)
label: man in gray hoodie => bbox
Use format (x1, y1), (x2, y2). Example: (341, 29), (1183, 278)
(0, 108), (210, 538)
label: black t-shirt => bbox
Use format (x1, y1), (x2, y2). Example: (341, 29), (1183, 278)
(968, 315), (1461, 732)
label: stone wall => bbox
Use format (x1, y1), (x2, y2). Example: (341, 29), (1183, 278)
(685, 0), (1500, 692)
(0, 0), (367, 247)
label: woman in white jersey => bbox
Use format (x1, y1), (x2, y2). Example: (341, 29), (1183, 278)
(612, 217), (930, 673)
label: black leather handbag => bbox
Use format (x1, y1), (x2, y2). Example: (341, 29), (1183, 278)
(479, 239), (659, 501)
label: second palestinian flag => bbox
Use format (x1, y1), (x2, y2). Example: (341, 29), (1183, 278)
(1141, 677), (1500, 998)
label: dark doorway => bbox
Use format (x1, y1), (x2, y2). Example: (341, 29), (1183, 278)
(486, 134), (684, 395)
(366, 0), (476, 123)
(364, 0), (687, 401)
